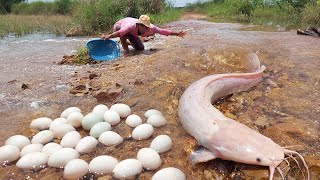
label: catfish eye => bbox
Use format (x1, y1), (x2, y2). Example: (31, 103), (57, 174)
(256, 157), (261, 162)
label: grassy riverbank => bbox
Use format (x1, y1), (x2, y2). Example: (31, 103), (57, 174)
(185, 0), (320, 30)
(1, 0), (319, 37)
(0, 14), (72, 37)
(0, 0), (181, 37)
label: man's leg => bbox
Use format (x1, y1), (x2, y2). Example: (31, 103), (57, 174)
(115, 25), (130, 53)
(127, 35), (144, 51)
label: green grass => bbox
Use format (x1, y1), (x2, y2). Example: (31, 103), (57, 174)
(149, 8), (182, 25)
(0, 14), (72, 37)
(73, 47), (92, 65)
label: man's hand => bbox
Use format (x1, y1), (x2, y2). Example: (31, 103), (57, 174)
(101, 34), (110, 41)
(177, 31), (187, 38)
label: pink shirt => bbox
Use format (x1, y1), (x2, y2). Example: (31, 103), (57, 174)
(113, 17), (172, 37)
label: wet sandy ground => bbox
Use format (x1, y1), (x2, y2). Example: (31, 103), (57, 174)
(0, 17), (320, 179)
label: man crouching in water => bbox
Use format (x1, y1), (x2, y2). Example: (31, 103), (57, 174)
(101, 15), (187, 55)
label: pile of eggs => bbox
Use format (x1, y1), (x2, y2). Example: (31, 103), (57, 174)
(0, 103), (186, 180)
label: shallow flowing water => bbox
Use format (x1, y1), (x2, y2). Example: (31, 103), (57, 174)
(0, 19), (319, 179)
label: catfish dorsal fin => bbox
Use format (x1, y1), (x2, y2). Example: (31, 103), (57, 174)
(245, 53), (262, 72)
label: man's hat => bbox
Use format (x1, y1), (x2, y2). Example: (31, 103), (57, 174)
(137, 15), (151, 28)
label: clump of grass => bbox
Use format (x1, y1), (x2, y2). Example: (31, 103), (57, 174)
(0, 14), (72, 37)
(73, 47), (92, 65)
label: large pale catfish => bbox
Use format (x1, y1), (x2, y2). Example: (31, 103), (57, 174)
(178, 53), (309, 180)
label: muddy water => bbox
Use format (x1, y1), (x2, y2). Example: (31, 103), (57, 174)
(0, 20), (320, 180)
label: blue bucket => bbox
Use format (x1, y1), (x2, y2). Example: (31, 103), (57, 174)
(86, 38), (120, 61)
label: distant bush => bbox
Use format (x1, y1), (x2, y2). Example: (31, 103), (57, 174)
(72, 0), (172, 35)
(302, 3), (320, 27)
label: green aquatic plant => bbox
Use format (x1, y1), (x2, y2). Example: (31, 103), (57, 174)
(73, 47), (92, 65)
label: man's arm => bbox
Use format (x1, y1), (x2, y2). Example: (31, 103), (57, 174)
(153, 26), (187, 38)
(101, 31), (121, 40)
(170, 31), (187, 38)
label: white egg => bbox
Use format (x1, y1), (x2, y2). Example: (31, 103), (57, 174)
(0, 145), (20, 164)
(152, 167), (186, 180)
(60, 131), (82, 148)
(89, 155), (118, 175)
(90, 122), (112, 138)
(31, 130), (54, 144)
(92, 104), (109, 118)
(144, 109), (163, 118)
(48, 148), (80, 168)
(125, 114), (142, 128)
(132, 124), (154, 140)
(30, 117), (52, 130)
(82, 112), (104, 130)
(16, 152), (48, 170)
(61, 107), (81, 119)
(75, 136), (98, 154)
(110, 103), (131, 118)
(53, 124), (76, 139)
(5, 135), (30, 150)
(64, 159), (89, 180)
(103, 110), (121, 125)
(20, 144), (43, 157)
(67, 112), (84, 128)
(150, 135), (173, 153)
(137, 148), (161, 170)
(98, 131), (123, 146)
(49, 118), (67, 131)
(42, 143), (63, 156)
(147, 114), (167, 127)
(113, 159), (142, 179)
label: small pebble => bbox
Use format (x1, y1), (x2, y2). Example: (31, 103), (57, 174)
(31, 130), (54, 144)
(60, 131), (82, 148)
(152, 167), (186, 180)
(147, 114), (167, 127)
(110, 103), (131, 118)
(98, 131), (123, 146)
(61, 107), (81, 119)
(90, 122), (112, 138)
(16, 152), (48, 170)
(64, 159), (89, 180)
(89, 156), (118, 175)
(125, 114), (142, 128)
(75, 136), (98, 154)
(103, 110), (121, 125)
(150, 135), (173, 153)
(42, 143), (63, 156)
(67, 112), (84, 128)
(137, 148), (161, 170)
(48, 148), (80, 168)
(20, 144), (43, 157)
(144, 109), (163, 118)
(0, 145), (20, 164)
(30, 117), (52, 130)
(113, 159), (142, 179)
(5, 135), (30, 150)
(132, 124), (154, 140)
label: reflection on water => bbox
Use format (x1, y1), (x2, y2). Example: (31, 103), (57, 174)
(0, 20), (320, 179)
